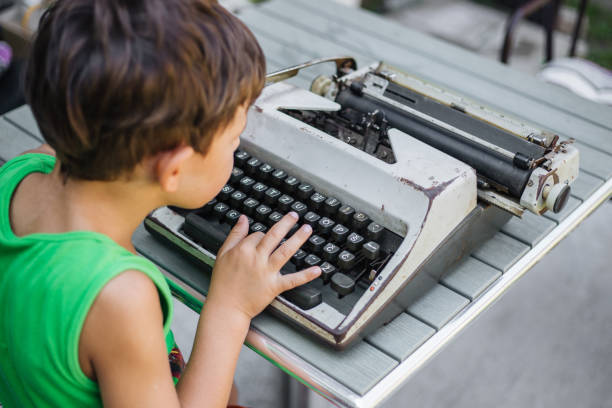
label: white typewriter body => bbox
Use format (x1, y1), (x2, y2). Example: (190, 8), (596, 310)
(146, 59), (579, 347)
(242, 82), (476, 342)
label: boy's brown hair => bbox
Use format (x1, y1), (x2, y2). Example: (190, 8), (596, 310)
(25, 0), (266, 181)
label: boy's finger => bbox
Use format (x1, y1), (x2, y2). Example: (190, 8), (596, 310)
(269, 224), (313, 269)
(256, 212), (299, 254)
(279, 266), (321, 293)
(242, 230), (266, 247)
(218, 215), (249, 256)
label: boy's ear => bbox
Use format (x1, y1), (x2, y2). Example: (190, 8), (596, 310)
(153, 145), (195, 192)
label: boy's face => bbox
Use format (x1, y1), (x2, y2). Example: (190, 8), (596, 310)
(172, 104), (247, 209)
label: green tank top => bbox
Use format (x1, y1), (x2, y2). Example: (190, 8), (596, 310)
(0, 153), (175, 407)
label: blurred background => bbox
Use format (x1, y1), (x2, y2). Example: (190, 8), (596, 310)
(1, 1), (610, 407)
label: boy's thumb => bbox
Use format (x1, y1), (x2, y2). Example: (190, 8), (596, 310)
(218, 215), (249, 256)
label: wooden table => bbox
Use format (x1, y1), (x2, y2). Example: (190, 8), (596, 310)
(1, 1), (610, 406)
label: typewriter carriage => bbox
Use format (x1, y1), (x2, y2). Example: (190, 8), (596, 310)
(267, 58), (579, 218)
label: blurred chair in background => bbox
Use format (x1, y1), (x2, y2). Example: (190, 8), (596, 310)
(500, 0), (589, 63)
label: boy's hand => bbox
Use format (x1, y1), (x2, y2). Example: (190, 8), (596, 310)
(207, 212), (321, 320)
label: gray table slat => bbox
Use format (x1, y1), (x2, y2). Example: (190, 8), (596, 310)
(0, 118), (41, 162)
(501, 211), (557, 247)
(440, 256), (502, 300)
(571, 172), (605, 201)
(251, 1), (612, 155)
(406, 283), (469, 330)
(472, 232), (530, 272)
(132, 224), (398, 396)
(575, 142), (612, 180)
(365, 312), (436, 361)
(543, 196), (582, 224)
(3, 106), (44, 142)
(253, 313), (398, 395)
(284, 0), (612, 132)
(239, 7), (370, 66)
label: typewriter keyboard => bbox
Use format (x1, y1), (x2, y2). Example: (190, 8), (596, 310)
(173, 149), (403, 311)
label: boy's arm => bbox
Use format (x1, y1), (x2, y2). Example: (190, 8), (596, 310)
(176, 213), (319, 406)
(80, 270), (181, 408)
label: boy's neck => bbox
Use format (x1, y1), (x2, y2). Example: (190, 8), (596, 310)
(12, 161), (165, 253)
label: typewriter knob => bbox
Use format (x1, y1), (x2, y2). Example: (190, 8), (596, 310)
(543, 183), (571, 214)
(310, 75), (337, 99)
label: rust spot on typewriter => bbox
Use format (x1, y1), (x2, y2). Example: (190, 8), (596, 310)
(397, 176), (458, 201)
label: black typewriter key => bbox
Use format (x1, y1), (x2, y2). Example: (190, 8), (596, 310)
(323, 197), (341, 216)
(362, 241), (380, 260)
(297, 183), (314, 200)
(183, 213), (227, 254)
(255, 204), (272, 222)
(264, 188), (281, 205)
(267, 211), (284, 227)
(251, 182), (268, 200)
(230, 167), (244, 184)
(337, 250), (357, 270)
(212, 202), (230, 220)
(322, 242), (341, 262)
(234, 150), (250, 167)
(317, 217), (335, 235)
(303, 211), (321, 227)
(242, 198), (260, 216)
(282, 285), (322, 310)
(201, 198), (217, 215)
(290, 201), (308, 218)
(218, 184), (234, 202)
(346, 232), (365, 251)
(331, 272), (355, 296)
(245, 157), (262, 175)
(307, 235), (326, 254)
(319, 262), (336, 283)
(291, 249), (307, 268)
(229, 190), (247, 208)
(309, 192), (326, 210)
(277, 194), (295, 212)
(250, 222), (268, 233)
(338, 205), (355, 224)
(283, 176), (300, 193)
(366, 221), (384, 241)
(257, 163), (274, 180)
(225, 209), (241, 226)
(270, 169), (287, 186)
(245, 216), (254, 226)
(352, 212), (370, 230)
(330, 224), (349, 244)
(238, 176), (256, 193)
(304, 254), (321, 267)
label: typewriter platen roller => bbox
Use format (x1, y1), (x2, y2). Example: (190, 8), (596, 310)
(145, 57), (579, 348)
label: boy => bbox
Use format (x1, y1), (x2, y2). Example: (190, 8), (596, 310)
(0, 0), (320, 406)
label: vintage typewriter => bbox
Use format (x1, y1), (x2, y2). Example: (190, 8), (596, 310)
(145, 57), (579, 348)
